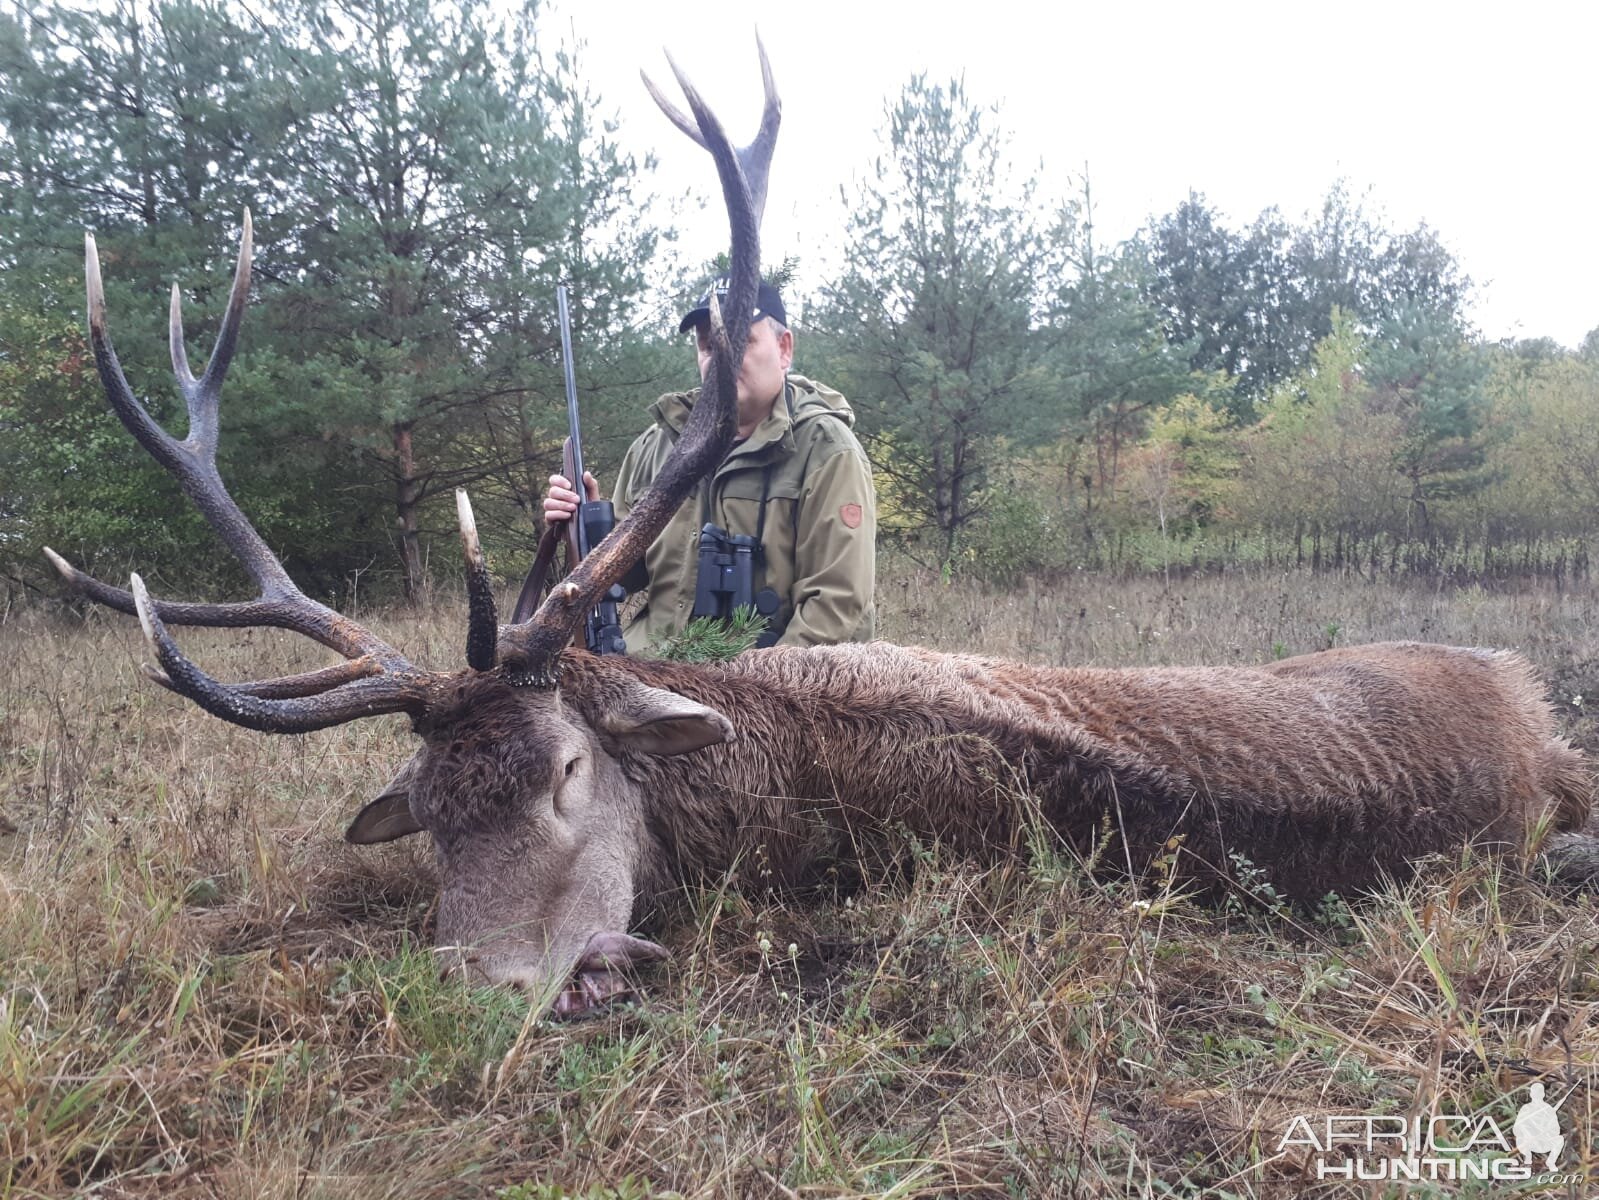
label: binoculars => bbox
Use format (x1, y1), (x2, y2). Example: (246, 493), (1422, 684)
(691, 523), (782, 648)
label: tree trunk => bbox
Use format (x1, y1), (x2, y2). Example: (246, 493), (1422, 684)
(130, 10), (158, 226)
(1407, 467), (1430, 538)
(394, 422), (426, 601)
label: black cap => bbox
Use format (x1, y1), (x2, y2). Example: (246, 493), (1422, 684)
(678, 277), (787, 335)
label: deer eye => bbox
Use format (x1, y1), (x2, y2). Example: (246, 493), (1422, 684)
(564, 757), (580, 778)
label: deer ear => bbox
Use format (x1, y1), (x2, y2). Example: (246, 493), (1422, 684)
(345, 793), (423, 843)
(345, 754), (425, 844)
(597, 681), (735, 757)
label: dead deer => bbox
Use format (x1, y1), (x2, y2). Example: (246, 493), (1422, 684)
(48, 43), (1595, 1018)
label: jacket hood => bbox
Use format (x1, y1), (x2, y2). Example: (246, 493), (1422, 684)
(649, 373), (856, 436)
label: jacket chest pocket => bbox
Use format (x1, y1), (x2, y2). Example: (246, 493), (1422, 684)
(713, 472), (800, 533)
(713, 471), (801, 596)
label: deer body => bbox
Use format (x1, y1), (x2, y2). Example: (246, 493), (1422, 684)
(562, 641), (1591, 906)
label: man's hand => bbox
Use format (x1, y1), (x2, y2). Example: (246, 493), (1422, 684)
(544, 471), (599, 524)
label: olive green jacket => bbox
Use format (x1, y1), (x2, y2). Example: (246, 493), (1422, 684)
(612, 373), (877, 652)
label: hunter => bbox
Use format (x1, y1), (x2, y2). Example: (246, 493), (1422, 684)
(544, 278), (876, 651)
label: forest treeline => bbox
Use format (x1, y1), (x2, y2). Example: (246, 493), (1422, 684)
(4, 0), (1597, 608)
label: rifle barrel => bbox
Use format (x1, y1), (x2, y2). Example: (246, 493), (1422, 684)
(557, 283), (583, 489)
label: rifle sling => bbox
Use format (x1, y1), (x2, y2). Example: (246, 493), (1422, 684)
(511, 524), (564, 625)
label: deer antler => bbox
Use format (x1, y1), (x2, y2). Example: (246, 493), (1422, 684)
(52, 40), (781, 708)
(47, 214), (441, 731)
(496, 37), (780, 687)
(639, 34), (782, 225)
(457, 489), (498, 672)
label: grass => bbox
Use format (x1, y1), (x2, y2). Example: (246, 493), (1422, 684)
(2, 563), (1597, 1196)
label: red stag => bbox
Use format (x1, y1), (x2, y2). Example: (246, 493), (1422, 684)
(48, 45), (1595, 1018)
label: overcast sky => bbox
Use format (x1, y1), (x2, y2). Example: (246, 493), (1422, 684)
(549, 0), (1596, 347)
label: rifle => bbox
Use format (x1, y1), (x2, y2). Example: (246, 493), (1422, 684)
(511, 284), (628, 655)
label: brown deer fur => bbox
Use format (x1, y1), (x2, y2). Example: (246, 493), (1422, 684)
(550, 639), (1592, 907)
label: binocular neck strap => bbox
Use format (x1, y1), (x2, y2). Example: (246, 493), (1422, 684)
(753, 462), (774, 554)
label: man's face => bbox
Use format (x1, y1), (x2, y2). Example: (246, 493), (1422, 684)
(697, 316), (794, 416)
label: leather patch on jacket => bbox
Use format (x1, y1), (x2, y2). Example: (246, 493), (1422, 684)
(839, 503), (863, 529)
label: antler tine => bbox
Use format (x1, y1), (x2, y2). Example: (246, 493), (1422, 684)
(143, 657), (383, 700)
(169, 207), (251, 456)
(44, 544), (371, 651)
(199, 208), (253, 405)
(639, 31), (782, 223)
(498, 45), (778, 687)
(637, 57), (705, 149)
(87, 231), (189, 481)
(745, 32), (782, 224)
(169, 283), (197, 392)
(130, 575), (430, 732)
(658, 55), (760, 336)
(458, 490), (498, 671)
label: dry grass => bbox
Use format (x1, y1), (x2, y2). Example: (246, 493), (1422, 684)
(3, 564), (1598, 1198)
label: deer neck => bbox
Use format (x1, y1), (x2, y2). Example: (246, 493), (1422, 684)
(608, 649), (1068, 898)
